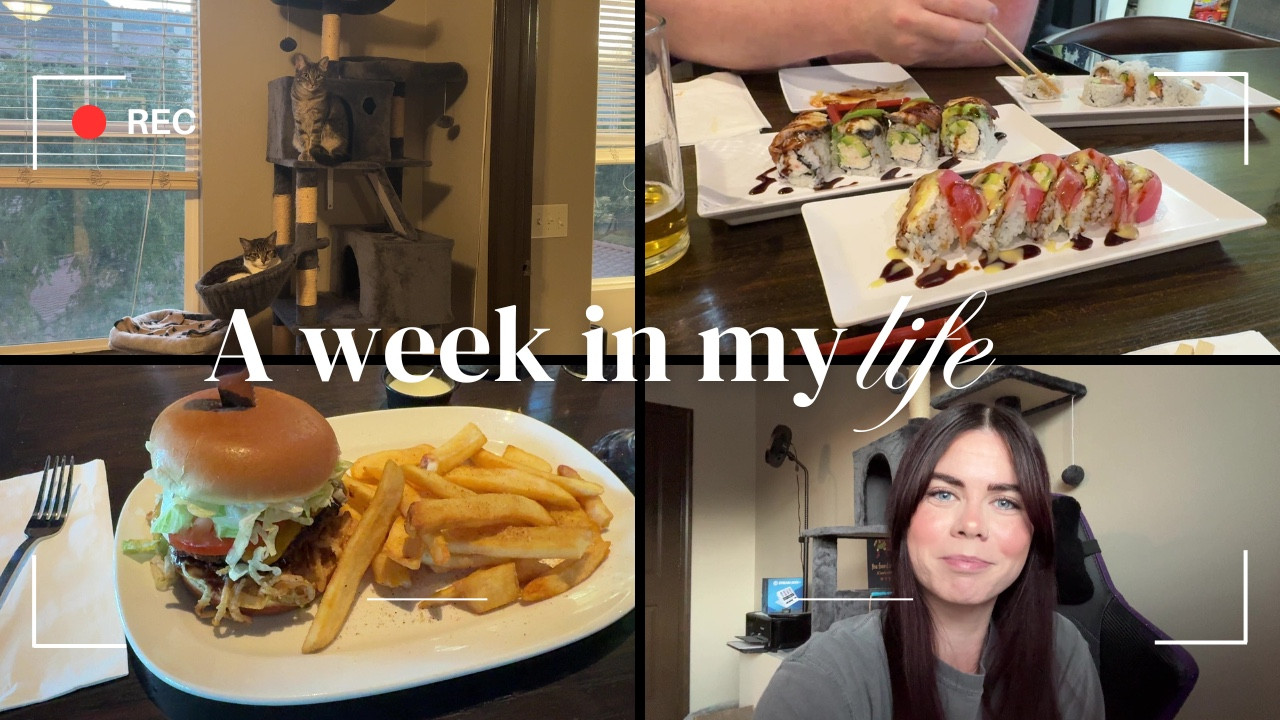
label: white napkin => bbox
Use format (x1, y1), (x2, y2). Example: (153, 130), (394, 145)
(1125, 330), (1280, 355)
(673, 72), (770, 146)
(0, 460), (128, 712)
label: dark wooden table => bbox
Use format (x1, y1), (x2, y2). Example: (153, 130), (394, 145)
(647, 48), (1280, 354)
(0, 364), (635, 720)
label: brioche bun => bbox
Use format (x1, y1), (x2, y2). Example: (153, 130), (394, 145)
(149, 387), (340, 504)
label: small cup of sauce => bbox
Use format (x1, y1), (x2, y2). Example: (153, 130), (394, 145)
(383, 367), (457, 408)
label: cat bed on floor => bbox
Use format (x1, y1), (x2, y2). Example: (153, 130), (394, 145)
(196, 235), (328, 320)
(108, 309), (227, 354)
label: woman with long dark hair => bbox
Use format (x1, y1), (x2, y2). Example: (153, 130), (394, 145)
(756, 403), (1103, 719)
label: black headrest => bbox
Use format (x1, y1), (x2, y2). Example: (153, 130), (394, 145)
(1053, 495), (1093, 605)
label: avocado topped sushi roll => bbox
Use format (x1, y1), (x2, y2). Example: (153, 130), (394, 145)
(895, 169), (989, 265)
(968, 161), (1046, 255)
(886, 99), (942, 168)
(1066, 148), (1130, 230)
(831, 101), (889, 176)
(1019, 154), (1086, 243)
(940, 97), (999, 160)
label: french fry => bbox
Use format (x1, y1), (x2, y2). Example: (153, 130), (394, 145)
(406, 494), (555, 536)
(513, 558), (555, 584)
(421, 423), (487, 475)
(471, 449), (604, 499)
(372, 551), (412, 588)
(419, 562), (520, 614)
(403, 464), (476, 499)
(444, 466), (579, 508)
(399, 481), (422, 518)
(521, 537), (610, 602)
(303, 460), (404, 653)
(579, 495), (613, 530)
(382, 516), (423, 570)
(426, 532), (451, 565)
(423, 552), (509, 572)
(549, 506), (599, 531)
(503, 445), (552, 473)
(350, 444), (435, 482)
(443, 525), (595, 559)
(343, 478), (375, 514)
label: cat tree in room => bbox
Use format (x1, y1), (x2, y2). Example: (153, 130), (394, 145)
(266, 0), (466, 353)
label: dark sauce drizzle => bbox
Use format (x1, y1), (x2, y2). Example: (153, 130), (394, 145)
(1071, 234), (1094, 250)
(880, 167), (911, 181)
(1104, 230), (1137, 247)
(995, 131), (1007, 141)
(937, 156), (961, 170)
(879, 259), (914, 283)
(916, 260), (970, 289)
(748, 167), (777, 195)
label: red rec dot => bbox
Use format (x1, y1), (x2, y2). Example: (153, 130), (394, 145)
(72, 105), (107, 139)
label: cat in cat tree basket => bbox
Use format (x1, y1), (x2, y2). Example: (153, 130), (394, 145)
(225, 231), (282, 282)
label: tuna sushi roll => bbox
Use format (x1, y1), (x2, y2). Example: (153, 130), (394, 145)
(1114, 159), (1163, 240)
(1019, 154), (1086, 243)
(895, 169), (989, 265)
(940, 97), (999, 160)
(886, 99), (941, 168)
(968, 162), (1046, 255)
(768, 111), (833, 188)
(1066, 148), (1130, 230)
(831, 102), (889, 176)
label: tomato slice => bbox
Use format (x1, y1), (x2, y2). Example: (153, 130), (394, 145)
(168, 517), (236, 556)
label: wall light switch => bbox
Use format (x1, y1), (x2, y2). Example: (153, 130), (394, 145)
(532, 204), (569, 239)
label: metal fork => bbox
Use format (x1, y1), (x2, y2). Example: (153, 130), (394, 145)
(0, 456), (75, 608)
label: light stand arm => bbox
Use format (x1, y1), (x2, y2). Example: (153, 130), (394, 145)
(793, 455), (810, 614)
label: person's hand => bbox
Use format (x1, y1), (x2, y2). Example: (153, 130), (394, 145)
(853, 0), (998, 66)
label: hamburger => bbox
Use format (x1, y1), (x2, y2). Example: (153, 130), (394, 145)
(138, 377), (350, 626)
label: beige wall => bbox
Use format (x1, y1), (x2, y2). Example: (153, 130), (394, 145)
(673, 365), (1280, 716)
(529, 0), (598, 353)
(648, 368), (759, 714)
(200, 0), (493, 349)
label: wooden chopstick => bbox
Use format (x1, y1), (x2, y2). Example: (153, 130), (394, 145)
(982, 39), (1026, 79)
(985, 22), (1060, 95)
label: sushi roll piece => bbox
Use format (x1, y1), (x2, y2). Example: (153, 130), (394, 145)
(1066, 148), (1130, 230)
(886, 99), (942, 168)
(968, 161), (1047, 255)
(1114, 159), (1163, 240)
(940, 97), (1000, 160)
(768, 111), (834, 188)
(831, 101), (889, 176)
(1080, 60), (1125, 107)
(1160, 76), (1206, 106)
(1019, 153), (1086, 243)
(895, 169), (989, 265)
(1021, 74), (1062, 100)
(1118, 61), (1150, 105)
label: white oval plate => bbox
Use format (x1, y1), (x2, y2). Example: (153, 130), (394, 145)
(114, 405), (635, 705)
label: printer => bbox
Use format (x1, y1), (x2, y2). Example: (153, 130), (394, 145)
(743, 611), (811, 650)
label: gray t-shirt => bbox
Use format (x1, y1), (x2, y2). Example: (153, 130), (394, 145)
(754, 610), (1104, 720)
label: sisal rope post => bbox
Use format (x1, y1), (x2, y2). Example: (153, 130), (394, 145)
(321, 13), (341, 63)
(272, 163), (295, 354)
(294, 168), (320, 310)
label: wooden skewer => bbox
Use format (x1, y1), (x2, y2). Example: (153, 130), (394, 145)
(982, 39), (1026, 79)
(985, 22), (1060, 95)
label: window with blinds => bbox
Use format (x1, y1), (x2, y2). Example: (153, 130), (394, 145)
(592, 0), (634, 279)
(0, 0), (199, 189)
(0, 0), (199, 351)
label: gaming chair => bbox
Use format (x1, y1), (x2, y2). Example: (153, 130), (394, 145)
(1053, 495), (1199, 720)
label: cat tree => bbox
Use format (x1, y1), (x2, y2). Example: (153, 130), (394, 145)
(266, 0), (466, 353)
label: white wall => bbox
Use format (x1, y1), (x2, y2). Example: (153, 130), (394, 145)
(745, 364), (1280, 718)
(647, 368), (758, 714)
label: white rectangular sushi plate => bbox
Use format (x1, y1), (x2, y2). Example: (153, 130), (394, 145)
(801, 149), (1266, 328)
(778, 62), (928, 113)
(695, 104), (1076, 226)
(994, 75), (1280, 128)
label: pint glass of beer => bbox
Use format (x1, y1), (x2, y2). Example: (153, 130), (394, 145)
(644, 13), (689, 275)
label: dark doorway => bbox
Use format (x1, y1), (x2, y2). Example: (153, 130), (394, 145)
(645, 401), (693, 720)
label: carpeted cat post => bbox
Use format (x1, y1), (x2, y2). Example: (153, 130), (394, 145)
(272, 164), (295, 354)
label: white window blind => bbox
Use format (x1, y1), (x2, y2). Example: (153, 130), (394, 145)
(596, 0), (633, 158)
(0, 0), (199, 190)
